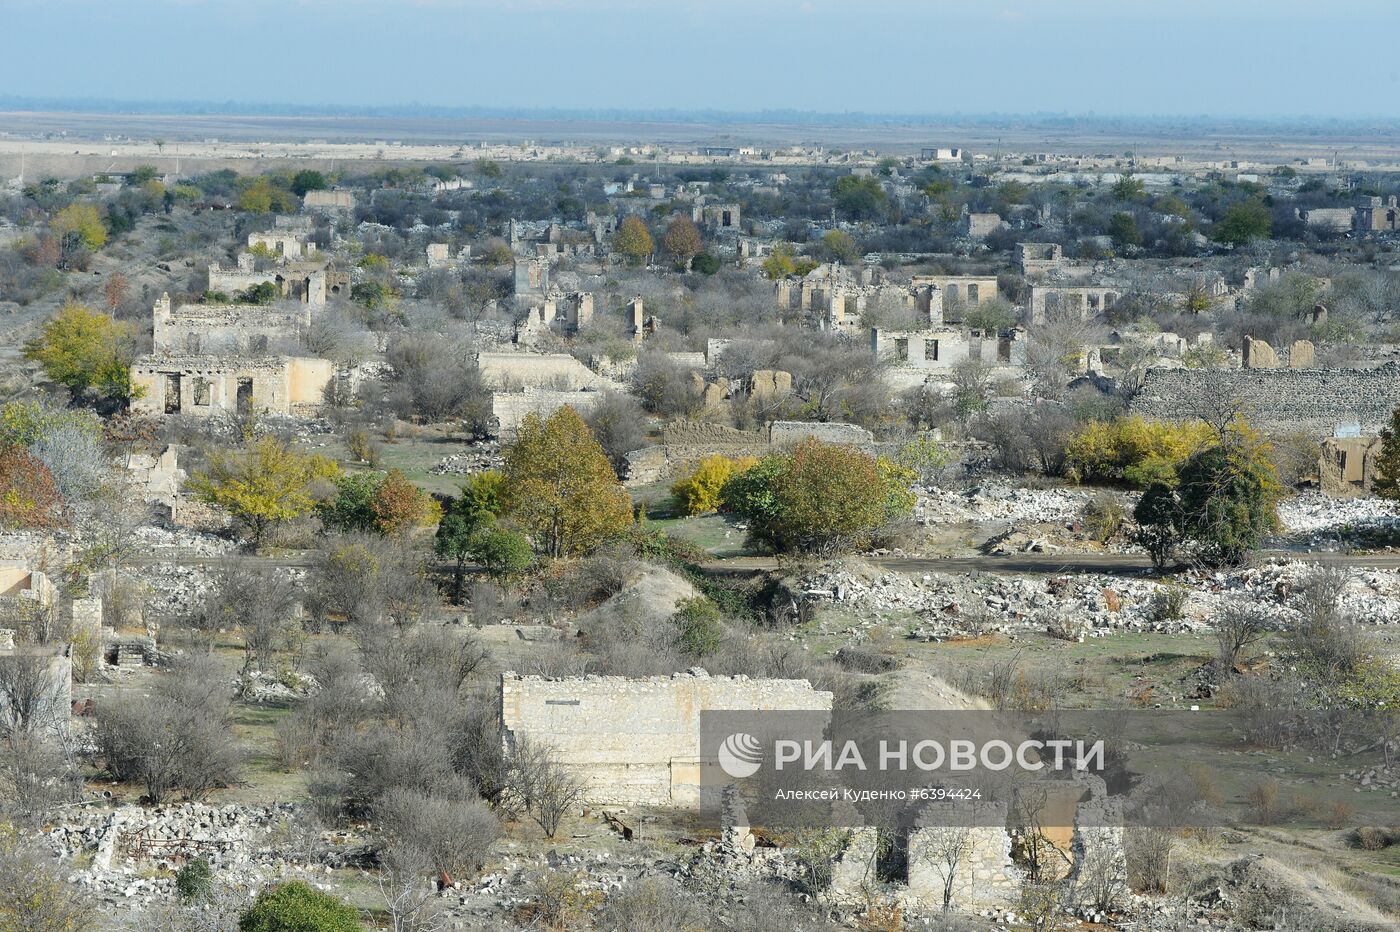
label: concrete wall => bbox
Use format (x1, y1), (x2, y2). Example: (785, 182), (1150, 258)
(1130, 363), (1400, 437)
(500, 671), (832, 806)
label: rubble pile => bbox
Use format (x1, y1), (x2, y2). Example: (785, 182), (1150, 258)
(1275, 492), (1400, 539)
(915, 482), (1097, 527)
(802, 557), (1400, 640)
(800, 562), (1200, 637)
(47, 804), (296, 907)
(430, 441), (503, 476)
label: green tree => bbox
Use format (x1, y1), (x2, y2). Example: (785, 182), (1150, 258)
(1212, 200), (1272, 246)
(500, 407), (633, 558)
(721, 439), (914, 556)
(23, 302), (137, 401)
(239, 881), (362, 932)
(1136, 431), (1282, 569)
(51, 202), (107, 250)
(821, 229), (861, 265)
(319, 473), (381, 533)
(1108, 212), (1142, 249)
(830, 175), (888, 220)
(761, 243), (798, 280)
(470, 525), (533, 583)
(1373, 407), (1400, 501)
(1175, 438), (1282, 566)
(691, 252), (721, 275)
(190, 438), (340, 546)
(661, 216), (702, 269)
(290, 170), (328, 197)
(673, 596), (724, 657)
(613, 216), (655, 264)
(435, 470), (507, 601)
(175, 858), (215, 903)
(1111, 174), (1146, 201)
(1133, 481), (1182, 571)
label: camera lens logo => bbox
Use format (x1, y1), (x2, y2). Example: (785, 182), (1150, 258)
(717, 732), (763, 779)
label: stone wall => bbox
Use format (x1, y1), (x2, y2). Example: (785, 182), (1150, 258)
(499, 671), (832, 806)
(906, 802), (1024, 908)
(490, 390), (603, 437)
(1130, 363), (1400, 437)
(154, 297), (311, 355)
(476, 352), (612, 391)
(131, 355), (333, 418)
(769, 420), (874, 446)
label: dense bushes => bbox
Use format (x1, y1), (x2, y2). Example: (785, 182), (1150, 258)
(239, 881), (361, 932)
(722, 439), (914, 555)
(1065, 416), (1214, 487)
(671, 454), (757, 515)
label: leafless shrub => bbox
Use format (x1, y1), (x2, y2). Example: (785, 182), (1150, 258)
(0, 826), (96, 930)
(194, 560), (303, 671)
(510, 737), (586, 838)
(0, 651), (69, 735)
(597, 876), (708, 932)
(1146, 585), (1187, 622)
(374, 787), (500, 882)
(0, 730), (81, 825)
(92, 655), (244, 803)
(1213, 602), (1271, 672)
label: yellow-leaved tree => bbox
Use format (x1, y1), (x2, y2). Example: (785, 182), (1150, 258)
(671, 454), (757, 515)
(51, 202), (108, 250)
(23, 302), (138, 402)
(501, 407), (633, 558)
(190, 437), (340, 546)
(612, 216), (654, 265)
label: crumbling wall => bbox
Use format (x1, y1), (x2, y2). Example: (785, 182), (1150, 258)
(906, 802), (1024, 908)
(131, 355), (333, 418)
(491, 390), (603, 437)
(499, 671), (832, 806)
(477, 352), (611, 391)
(1130, 363), (1400, 437)
(769, 420), (874, 446)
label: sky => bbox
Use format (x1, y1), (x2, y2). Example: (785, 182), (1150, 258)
(2, 0), (1398, 120)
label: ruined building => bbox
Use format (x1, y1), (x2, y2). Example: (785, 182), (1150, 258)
(514, 292), (595, 347)
(131, 356), (335, 419)
(499, 671), (833, 806)
(153, 293), (310, 356)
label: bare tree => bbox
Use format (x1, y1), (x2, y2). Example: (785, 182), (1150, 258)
(0, 651), (67, 736)
(913, 821), (974, 910)
(0, 730), (81, 825)
(376, 845), (448, 932)
(510, 737), (586, 838)
(1213, 602), (1271, 672)
(195, 560), (302, 672)
(92, 656), (244, 803)
(374, 787), (500, 884)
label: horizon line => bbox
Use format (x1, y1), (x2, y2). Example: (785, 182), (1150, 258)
(2, 95), (1398, 130)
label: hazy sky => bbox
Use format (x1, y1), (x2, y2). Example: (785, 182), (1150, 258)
(2, 0), (1397, 118)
